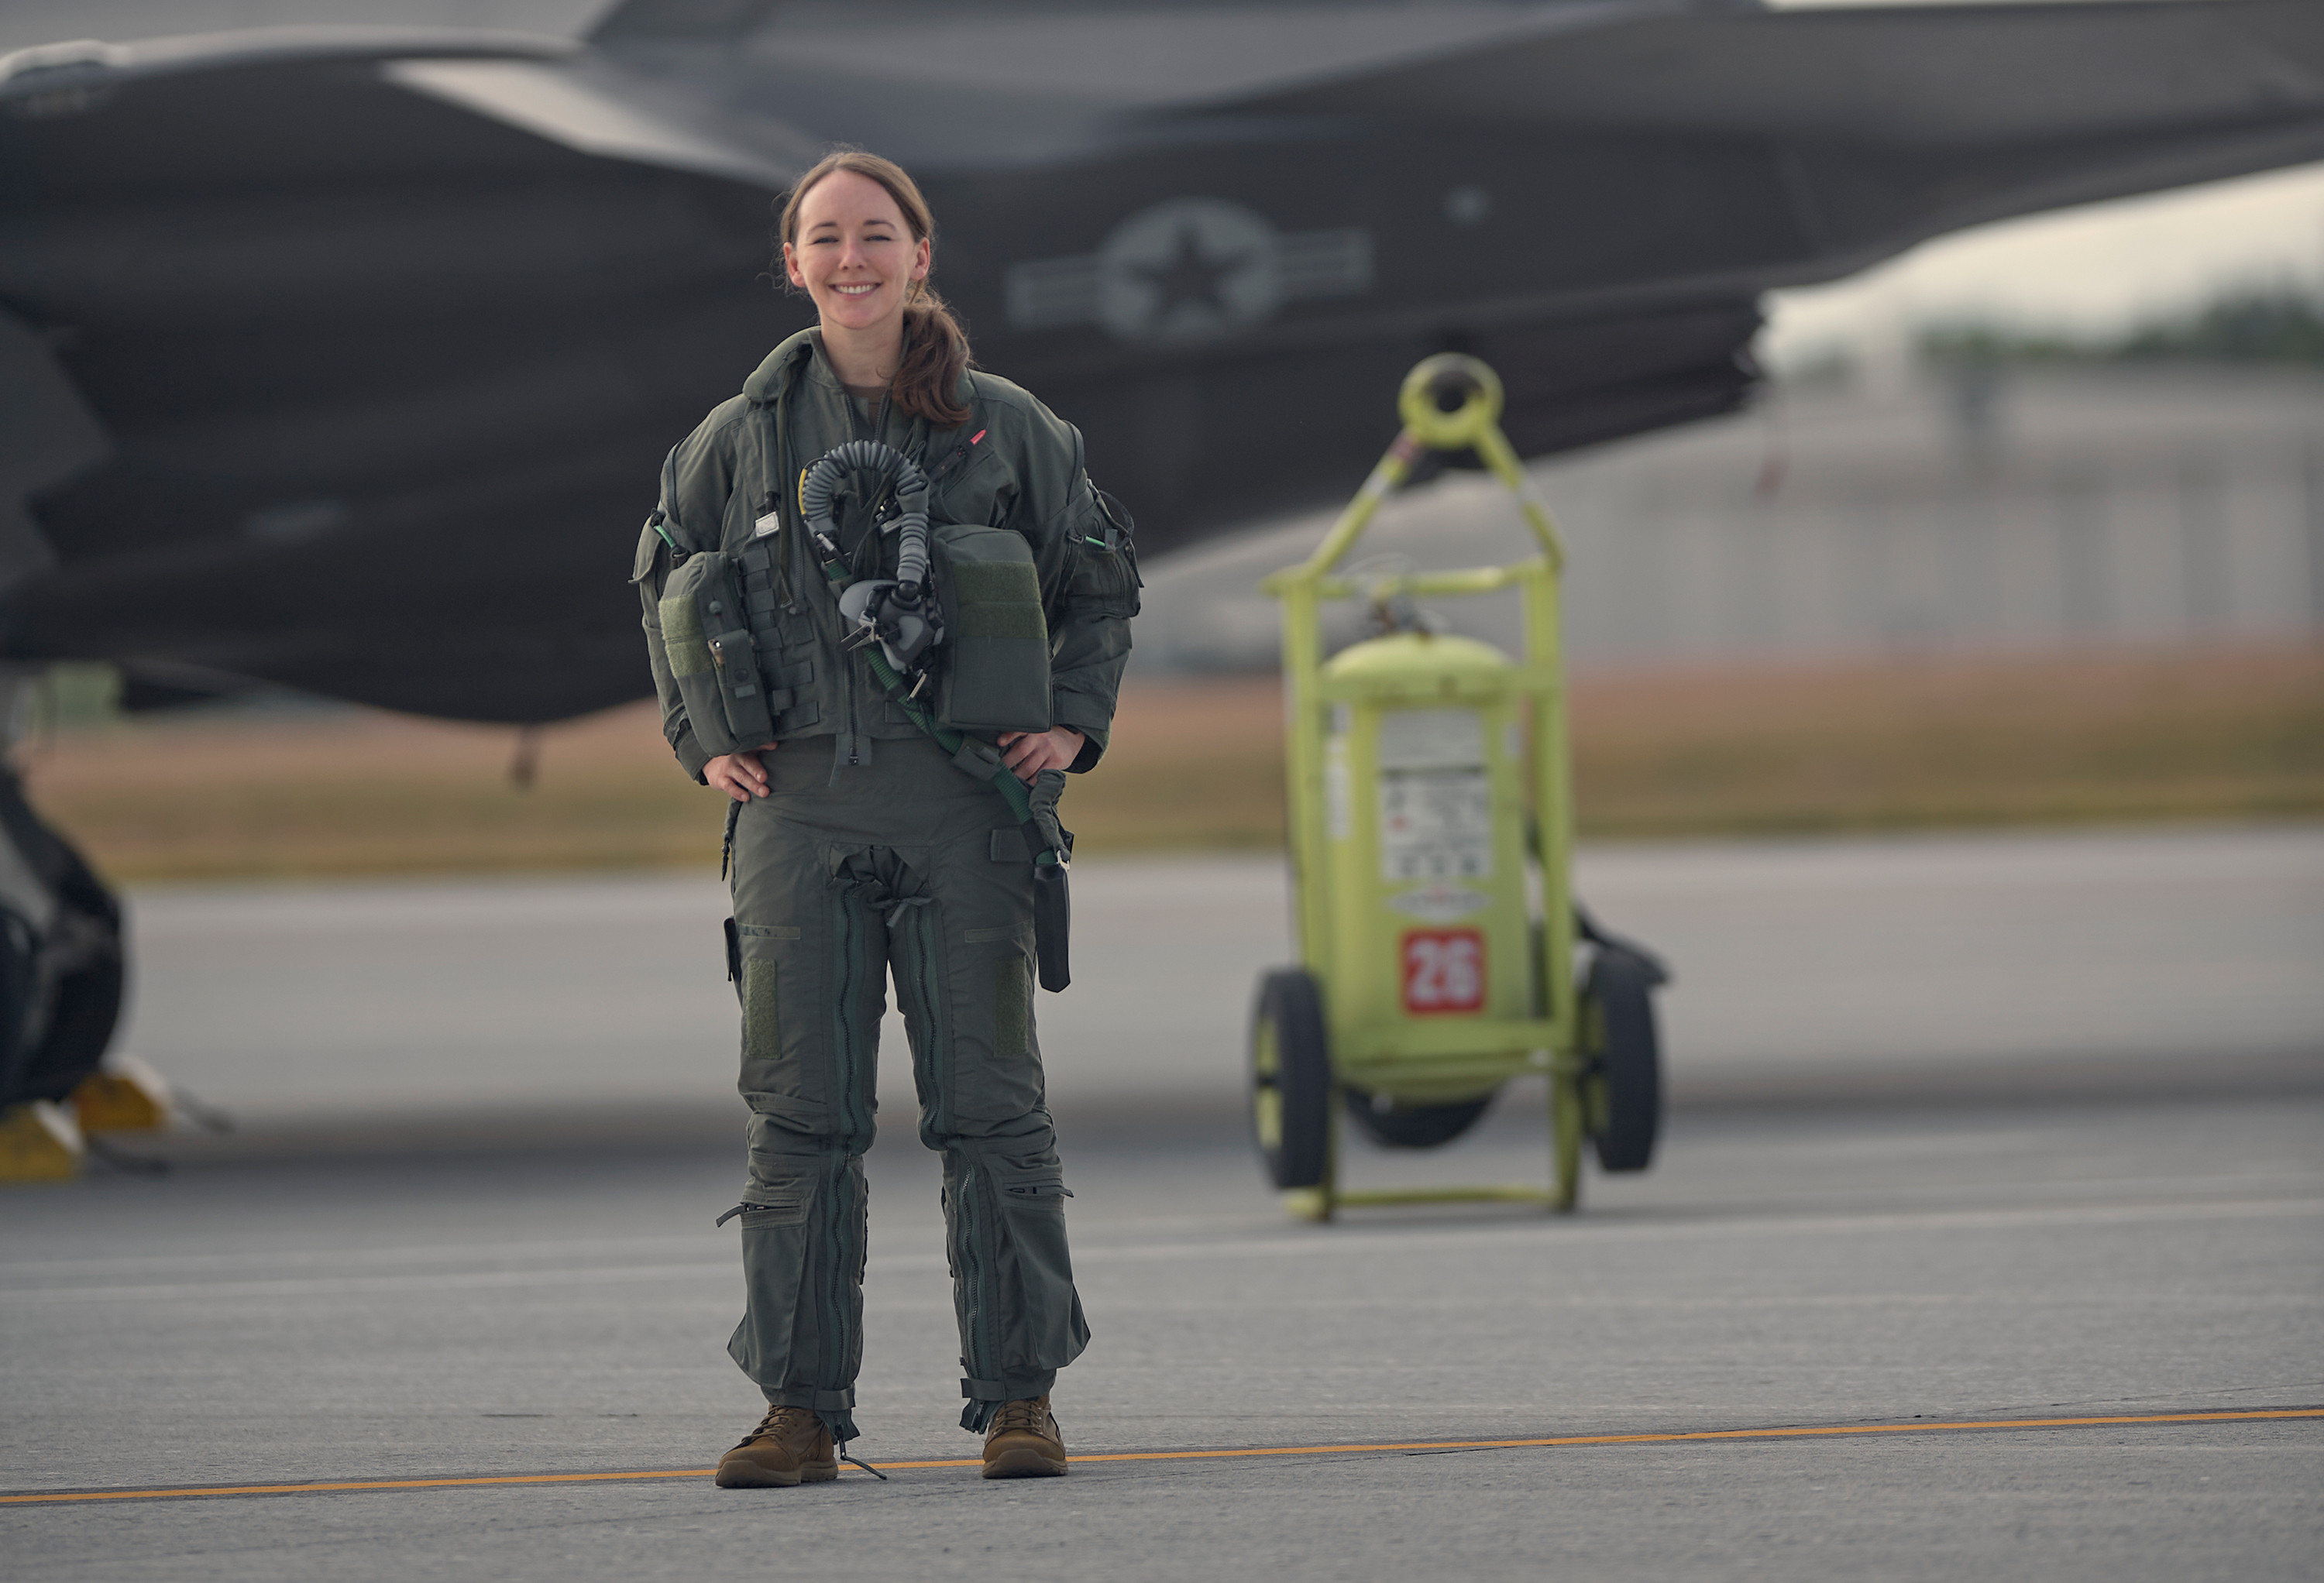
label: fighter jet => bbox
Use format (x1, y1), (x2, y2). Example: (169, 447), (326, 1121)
(2, 0), (2322, 1112)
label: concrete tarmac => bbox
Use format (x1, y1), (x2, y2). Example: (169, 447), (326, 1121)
(4, 1097), (2319, 1580)
(5, 826), (2321, 1578)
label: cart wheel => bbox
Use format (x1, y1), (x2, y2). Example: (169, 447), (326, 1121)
(1583, 949), (1661, 1173)
(1250, 968), (1331, 1190)
(1343, 1085), (1497, 1149)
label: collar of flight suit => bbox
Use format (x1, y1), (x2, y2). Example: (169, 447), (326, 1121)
(741, 323), (975, 417)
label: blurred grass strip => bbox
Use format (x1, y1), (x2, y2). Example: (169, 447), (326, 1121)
(17, 644), (2321, 882)
(1564, 644), (2324, 839)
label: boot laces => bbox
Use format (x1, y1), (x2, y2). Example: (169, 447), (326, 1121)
(989, 1398), (1047, 1436)
(734, 1404), (812, 1449)
(735, 1406), (889, 1480)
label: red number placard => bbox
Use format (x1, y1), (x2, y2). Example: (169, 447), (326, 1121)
(1401, 929), (1485, 1015)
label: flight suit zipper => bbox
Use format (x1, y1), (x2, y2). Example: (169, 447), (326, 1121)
(818, 1147), (848, 1405)
(957, 1166), (995, 1396)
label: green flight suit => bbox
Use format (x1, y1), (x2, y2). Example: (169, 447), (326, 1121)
(635, 329), (1137, 1438)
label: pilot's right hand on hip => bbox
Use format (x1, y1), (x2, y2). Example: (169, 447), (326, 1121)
(706, 745), (779, 802)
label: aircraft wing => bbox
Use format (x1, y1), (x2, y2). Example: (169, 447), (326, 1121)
(1210, 0), (2324, 290)
(0, 28), (814, 721)
(2, 2), (2323, 730)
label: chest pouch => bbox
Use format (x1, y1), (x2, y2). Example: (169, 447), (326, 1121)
(931, 522), (1051, 735)
(658, 549), (777, 757)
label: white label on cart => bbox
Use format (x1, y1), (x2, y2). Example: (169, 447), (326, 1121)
(1376, 708), (1483, 769)
(1387, 884), (1490, 923)
(1378, 766), (1493, 882)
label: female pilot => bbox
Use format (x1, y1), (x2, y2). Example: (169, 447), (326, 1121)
(634, 150), (1138, 1485)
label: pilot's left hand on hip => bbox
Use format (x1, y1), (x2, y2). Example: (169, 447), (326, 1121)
(995, 726), (1083, 783)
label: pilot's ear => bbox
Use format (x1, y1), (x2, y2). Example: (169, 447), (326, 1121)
(912, 235), (930, 281)
(782, 242), (806, 289)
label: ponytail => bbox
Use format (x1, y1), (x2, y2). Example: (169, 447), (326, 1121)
(776, 149), (976, 430)
(895, 294), (973, 427)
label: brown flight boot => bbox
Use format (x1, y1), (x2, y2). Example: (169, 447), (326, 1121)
(982, 1395), (1067, 1479)
(715, 1404), (839, 1489)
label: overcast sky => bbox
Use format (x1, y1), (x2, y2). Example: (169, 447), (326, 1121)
(1761, 159), (2324, 370)
(1759, 0), (2324, 369)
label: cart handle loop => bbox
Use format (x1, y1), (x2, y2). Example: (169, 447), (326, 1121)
(1399, 354), (1503, 452)
(1264, 352), (1560, 592)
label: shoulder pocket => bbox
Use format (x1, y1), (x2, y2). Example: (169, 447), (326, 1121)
(937, 448), (1014, 537)
(932, 522), (1051, 734)
(1064, 486), (1141, 620)
(631, 517), (670, 587)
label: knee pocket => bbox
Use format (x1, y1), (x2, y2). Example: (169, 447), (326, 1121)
(735, 1178), (813, 1228)
(727, 1152), (869, 1397)
(947, 1147), (1087, 1375)
(740, 1146), (869, 1270)
(992, 1166), (1086, 1372)
(982, 1148), (1069, 1201)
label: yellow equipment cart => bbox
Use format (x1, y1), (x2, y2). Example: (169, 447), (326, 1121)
(1250, 354), (1666, 1221)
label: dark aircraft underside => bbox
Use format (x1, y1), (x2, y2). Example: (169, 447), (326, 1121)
(0, 0), (2322, 1107)
(3, 1), (2322, 724)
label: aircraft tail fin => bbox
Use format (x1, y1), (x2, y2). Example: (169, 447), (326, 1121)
(588, 0), (782, 43)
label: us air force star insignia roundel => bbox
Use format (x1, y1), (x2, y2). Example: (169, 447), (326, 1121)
(1006, 199), (1372, 344)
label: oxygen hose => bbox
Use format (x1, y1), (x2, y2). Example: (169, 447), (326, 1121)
(799, 440), (931, 595)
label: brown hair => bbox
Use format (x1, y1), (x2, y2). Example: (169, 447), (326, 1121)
(777, 149), (973, 427)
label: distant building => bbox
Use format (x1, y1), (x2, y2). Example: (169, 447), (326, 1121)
(1137, 366), (2324, 673)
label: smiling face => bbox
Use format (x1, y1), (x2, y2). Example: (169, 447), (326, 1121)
(782, 169), (932, 342)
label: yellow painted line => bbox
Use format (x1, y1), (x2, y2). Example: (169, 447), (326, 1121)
(2, 1468), (728, 1503)
(1051, 1408), (2324, 1466)
(4, 1408), (2315, 1506)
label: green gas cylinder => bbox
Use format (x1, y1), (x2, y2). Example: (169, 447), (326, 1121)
(1318, 631), (1536, 1105)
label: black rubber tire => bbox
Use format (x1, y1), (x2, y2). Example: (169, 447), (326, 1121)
(0, 906), (42, 1107)
(1586, 950), (1662, 1173)
(1250, 967), (1332, 1190)
(1343, 1085), (1498, 1149)
(0, 766), (128, 1109)
(19, 932), (127, 1105)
